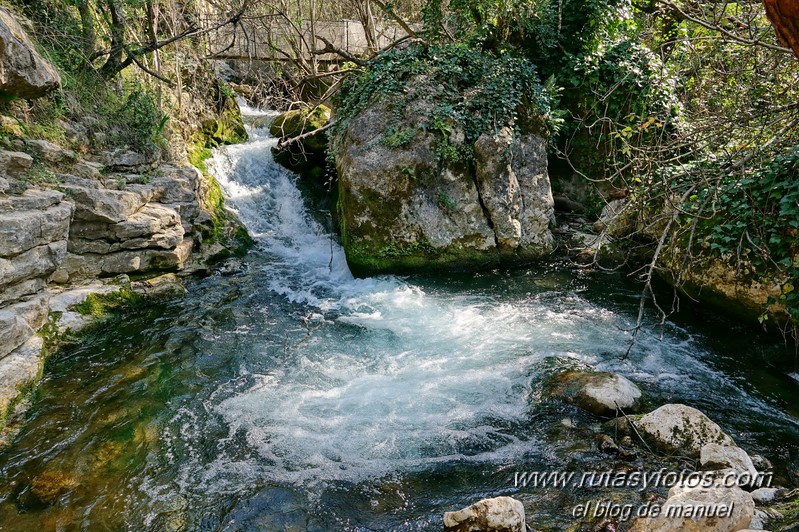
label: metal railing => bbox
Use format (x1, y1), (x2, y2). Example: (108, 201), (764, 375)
(202, 17), (413, 61)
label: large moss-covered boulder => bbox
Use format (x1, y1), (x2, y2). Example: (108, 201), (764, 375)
(198, 80), (247, 147)
(335, 99), (554, 276)
(332, 43), (556, 276)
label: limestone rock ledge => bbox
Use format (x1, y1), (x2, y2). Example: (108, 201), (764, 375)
(0, 149), (249, 433)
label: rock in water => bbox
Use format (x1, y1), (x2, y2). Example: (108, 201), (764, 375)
(548, 370), (643, 417)
(0, 7), (61, 99)
(270, 105), (331, 181)
(629, 485), (755, 532)
(635, 404), (733, 456)
(443, 496), (526, 532)
(270, 105), (331, 154)
(335, 100), (554, 276)
(700, 442), (759, 481)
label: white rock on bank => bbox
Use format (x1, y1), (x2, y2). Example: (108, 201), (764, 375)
(443, 496), (526, 532)
(700, 442), (758, 480)
(635, 404), (733, 456)
(629, 485), (755, 532)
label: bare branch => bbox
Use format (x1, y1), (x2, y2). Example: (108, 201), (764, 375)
(656, 0), (793, 54)
(312, 35), (369, 66)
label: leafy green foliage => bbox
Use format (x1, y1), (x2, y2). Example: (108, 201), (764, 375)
(684, 149), (799, 322)
(436, 189), (457, 211)
(421, 0), (628, 62)
(332, 42), (553, 164)
(113, 89), (167, 152)
(561, 38), (681, 181)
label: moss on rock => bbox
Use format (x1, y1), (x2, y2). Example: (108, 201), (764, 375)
(270, 105), (331, 153)
(270, 105), (331, 182)
(73, 285), (142, 319)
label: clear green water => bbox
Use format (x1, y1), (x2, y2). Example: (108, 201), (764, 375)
(0, 112), (797, 531)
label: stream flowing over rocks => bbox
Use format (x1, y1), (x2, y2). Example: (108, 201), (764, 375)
(0, 106), (796, 530)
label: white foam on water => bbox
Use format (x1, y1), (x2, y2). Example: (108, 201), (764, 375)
(191, 107), (791, 489)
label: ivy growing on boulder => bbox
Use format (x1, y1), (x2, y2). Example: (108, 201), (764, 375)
(331, 42), (555, 164)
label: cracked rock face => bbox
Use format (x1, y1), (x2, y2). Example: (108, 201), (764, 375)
(0, 8), (61, 99)
(335, 101), (554, 276)
(0, 190), (72, 305)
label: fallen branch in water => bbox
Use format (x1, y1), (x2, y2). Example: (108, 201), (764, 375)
(276, 121), (335, 149)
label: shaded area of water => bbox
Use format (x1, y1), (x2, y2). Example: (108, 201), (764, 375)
(1, 109), (798, 530)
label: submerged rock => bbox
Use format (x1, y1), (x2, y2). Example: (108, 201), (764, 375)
(443, 496), (526, 532)
(634, 404), (733, 456)
(548, 370), (643, 417)
(131, 273), (185, 298)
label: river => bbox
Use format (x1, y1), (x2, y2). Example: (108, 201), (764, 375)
(0, 106), (797, 530)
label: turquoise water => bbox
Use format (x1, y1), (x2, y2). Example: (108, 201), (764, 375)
(0, 109), (797, 530)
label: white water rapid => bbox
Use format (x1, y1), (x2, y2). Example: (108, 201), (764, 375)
(196, 106), (794, 491)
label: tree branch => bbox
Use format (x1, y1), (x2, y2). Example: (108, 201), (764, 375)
(656, 0), (793, 54)
(312, 35), (369, 66)
(371, 0), (419, 40)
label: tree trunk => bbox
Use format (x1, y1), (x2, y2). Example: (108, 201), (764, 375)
(76, 0), (96, 67)
(98, 0), (127, 79)
(762, 0), (799, 59)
